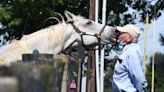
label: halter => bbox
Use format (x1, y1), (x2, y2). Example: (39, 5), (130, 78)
(67, 21), (106, 53)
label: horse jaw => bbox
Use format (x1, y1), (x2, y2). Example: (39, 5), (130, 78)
(62, 26), (79, 51)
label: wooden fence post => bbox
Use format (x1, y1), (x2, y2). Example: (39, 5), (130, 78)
(86, 0), (97, 92)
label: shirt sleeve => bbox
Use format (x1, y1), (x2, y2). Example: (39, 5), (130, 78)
(127, 50), (147, 92)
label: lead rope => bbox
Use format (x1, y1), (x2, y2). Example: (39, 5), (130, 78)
(97, 25), (106, 56)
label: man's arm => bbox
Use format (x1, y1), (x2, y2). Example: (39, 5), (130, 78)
(128, 50), (147, 92)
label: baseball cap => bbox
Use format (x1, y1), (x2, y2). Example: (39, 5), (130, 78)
(116, 24), (140, 38)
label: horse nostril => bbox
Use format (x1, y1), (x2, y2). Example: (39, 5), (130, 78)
(115, 30), (120, 33)
(114, 30), (122, 37)
(114, 29), (120, 36)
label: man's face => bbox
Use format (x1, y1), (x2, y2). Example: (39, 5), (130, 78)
(118, 32), (133, 44)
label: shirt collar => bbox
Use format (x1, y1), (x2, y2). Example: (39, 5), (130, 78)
(122, 43), (137, 52)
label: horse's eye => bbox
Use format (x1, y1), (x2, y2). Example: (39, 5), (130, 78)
(86, 21), (92, 25)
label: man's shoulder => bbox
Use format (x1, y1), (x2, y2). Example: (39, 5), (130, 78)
(125, 43), (140, 51)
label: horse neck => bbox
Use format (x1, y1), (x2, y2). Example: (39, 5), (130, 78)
(62, 24), (79, 50)
(21, 23), (67, 54)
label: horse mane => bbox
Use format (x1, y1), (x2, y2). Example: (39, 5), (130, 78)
(21, 12), (66, 46)
(21, 22), (67, 46)
(0, 22), (68, 65)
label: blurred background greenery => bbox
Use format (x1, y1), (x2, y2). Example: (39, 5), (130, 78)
(0, 0), (164, 92)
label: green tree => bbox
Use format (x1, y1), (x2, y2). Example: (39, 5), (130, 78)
(0, 0), (88, 46)
(0, 0), (164, 91)
(0, 0), (164, 46)
(104, 58), (116, 92)
(146, 52), (164, 92)
(159, 32), (164, 46)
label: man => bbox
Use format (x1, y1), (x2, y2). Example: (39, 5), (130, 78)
(112, 24), (148, 92)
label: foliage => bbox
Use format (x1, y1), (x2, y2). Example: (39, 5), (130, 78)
(104, 53), (117, 92)
(146, 52), (164, 92)
(0, 0), (164, 46)
(104, 63), (114, 92)
(0, 0), (88, 46)
(0, 0), (164, 91)
(104, 0), (164, 26)
(159, 32), (164, 46)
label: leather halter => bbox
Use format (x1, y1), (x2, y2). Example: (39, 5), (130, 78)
(67, 21), (106, 55)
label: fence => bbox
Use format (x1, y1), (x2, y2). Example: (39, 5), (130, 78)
(0, 54), (81, 92)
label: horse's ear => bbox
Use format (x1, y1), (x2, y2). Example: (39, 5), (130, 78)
(64, 11), (75, 22)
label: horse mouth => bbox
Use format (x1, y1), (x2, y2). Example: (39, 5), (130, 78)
(100, 37), (117, 45)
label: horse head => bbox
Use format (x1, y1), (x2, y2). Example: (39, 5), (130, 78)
(64, 11), (118, 49)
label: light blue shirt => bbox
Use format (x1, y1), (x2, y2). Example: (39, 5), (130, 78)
(112, 43), (147, 92)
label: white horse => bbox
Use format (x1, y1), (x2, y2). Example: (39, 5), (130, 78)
(0, 11), (117, 65)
